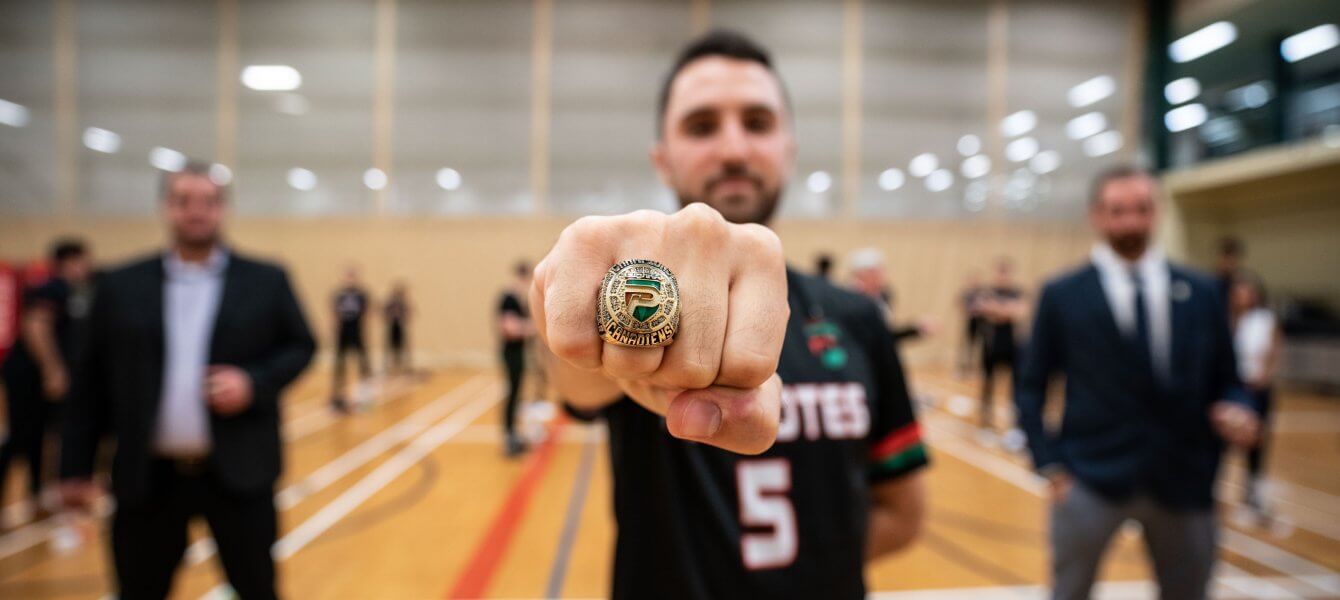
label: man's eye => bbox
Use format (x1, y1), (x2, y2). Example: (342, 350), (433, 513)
(745, 115), (774, 132)
(685, 120), (716, 137)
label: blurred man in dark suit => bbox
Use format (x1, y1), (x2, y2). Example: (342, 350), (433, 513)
(60, 162), (315, 600)
(1014, 166), (1259, 600)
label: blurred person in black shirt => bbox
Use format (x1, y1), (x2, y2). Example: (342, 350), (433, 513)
(0, 239), (92, 525)
(331, 267), (370, 412)
(498, 262), (533, 457)
(383, 281), (412, 375)
(976, 257), (1024, 433)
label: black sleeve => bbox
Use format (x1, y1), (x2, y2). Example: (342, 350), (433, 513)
(861, 301), (929, 484)
(24, 280), (65, 313)
(60, 280), (112, 480)
(242, 269), (316, 413)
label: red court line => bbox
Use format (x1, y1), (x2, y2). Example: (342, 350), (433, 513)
(446, 414), (569, 599)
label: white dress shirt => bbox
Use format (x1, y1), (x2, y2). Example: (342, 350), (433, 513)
(154, 248), (227, 457)
(1091, 243), (1172, 380)
(1235, 308), (1275, 384)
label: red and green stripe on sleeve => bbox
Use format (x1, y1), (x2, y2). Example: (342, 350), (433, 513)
(868, 423), (927, 479)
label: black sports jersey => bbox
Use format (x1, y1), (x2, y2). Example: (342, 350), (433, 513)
(499, 291), (527, 352)
(334, 287), (368, 324)
(593, 268), (928, 599)
(3, 277), (77, 374)
(982, 285), (1022, 360)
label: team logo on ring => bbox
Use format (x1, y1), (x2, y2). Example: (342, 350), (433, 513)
(598, 259), (680, 348)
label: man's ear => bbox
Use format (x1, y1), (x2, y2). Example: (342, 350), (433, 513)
(650, 141), (672, 187)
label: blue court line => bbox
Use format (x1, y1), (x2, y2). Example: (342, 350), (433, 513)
(543, 430), (598, 598)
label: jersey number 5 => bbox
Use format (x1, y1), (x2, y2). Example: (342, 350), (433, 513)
(736, 459), (797, 570)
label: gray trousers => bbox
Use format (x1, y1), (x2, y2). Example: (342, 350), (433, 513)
(1050, 482), (1218, 600)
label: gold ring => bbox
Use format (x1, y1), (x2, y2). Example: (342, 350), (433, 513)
(597, 259), (680, 348)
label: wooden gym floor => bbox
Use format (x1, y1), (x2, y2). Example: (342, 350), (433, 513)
(0, 365), (1337, 599)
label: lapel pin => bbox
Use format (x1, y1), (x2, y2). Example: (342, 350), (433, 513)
(1171, 280), (1192, 302)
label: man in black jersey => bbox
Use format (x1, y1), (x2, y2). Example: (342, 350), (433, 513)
(531, 30), (928, 598)
(331, 266), (371, 412)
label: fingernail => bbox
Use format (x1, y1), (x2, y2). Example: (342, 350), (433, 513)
(680, 398), (722, 439)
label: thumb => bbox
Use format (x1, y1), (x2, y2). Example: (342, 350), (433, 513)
(665, 374), (781, 455)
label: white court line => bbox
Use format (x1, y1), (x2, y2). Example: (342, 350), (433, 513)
(441, 423), (607, 444)
(916, 385), (1337, 596)
(183, 375), (495, 566)
(199, 388), (501, 600)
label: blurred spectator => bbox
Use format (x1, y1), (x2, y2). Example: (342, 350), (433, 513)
(957, 270), (986, 378)
(498, 261), (534, 458)
(1216, 236), (1244, 306)
(0, 238), (92, 526)
(976, 258), (1024, 432)
(1229, 271), (1281, 520)
(59, 161), (314, 599)
(384, 281), (412, 375)
(1014, 166), (1258, 600)
(331, 266), (371, 412)
(848, 248), (935, 342)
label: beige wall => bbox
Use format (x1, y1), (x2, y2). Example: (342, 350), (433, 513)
(0, 216), (1094, 369)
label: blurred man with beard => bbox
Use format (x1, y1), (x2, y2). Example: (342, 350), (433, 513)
(1014, 166), (1259, 600)
(61, 161), (315, 599)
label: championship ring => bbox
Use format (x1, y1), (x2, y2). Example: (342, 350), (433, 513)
(597, 259), (680, 348)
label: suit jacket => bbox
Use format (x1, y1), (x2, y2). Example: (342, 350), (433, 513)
(61, 250), (315, 506)
(1013, 261), (1250, 510)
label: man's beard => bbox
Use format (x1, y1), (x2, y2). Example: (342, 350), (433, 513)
(1109, 232), (1149, 260)
(678, 166), (783, 225)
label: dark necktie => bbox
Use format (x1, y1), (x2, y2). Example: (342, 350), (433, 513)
(1130, 269), (1156, 379)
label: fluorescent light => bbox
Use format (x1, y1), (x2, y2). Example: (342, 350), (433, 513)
(806, 171), (832, 194)
(82, 127), (121, 154)
(363, 168), (388, 190)
(1029, 150), (1061, 174)
(1068, 76), (1115, 108)
(909, 153), (939, 178)
(1005, 137), (1039, 162)
(149, 146), (187, 171)
(960, 155), (991, 179)
(925, 169), (953, 192)
(957, 135), (981, 157)
(1169, 21), (1237, 63)
(1001, 110), (1037, 137)
(0, 98), (30, 127)
(1066, 112), (1107, 140)
(877, 168), (905, 191)
(1165, 103), (1208, 132)
(209, 164), (233, 186)
(287, 167), (317, 191)
(1083, 131), (1123, 157)
(436, 167), (461, 191)
(241, 65), (302, 91)
(1225, 81), (1272, 111)
(1282, 24), (1339, 63)
(1164, 77), (1201, 105)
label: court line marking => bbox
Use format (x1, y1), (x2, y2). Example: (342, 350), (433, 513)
(0, 373), (433, 564)
(543, 426), (599, 598)
(446, 414), (569, 599)
(183, 375), (495, 566)
(919, 391), (1337, 594)
(201, 383), (503, 597)
(199, 386), (501, 600)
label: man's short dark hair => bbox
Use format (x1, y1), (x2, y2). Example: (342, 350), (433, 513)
(656, 29), (790, 138)
(1218, 236), (1243, 258)
(160, 160), (225, 201)
(1088, 164), (1153, 207)
(50, 238), (87, 264)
